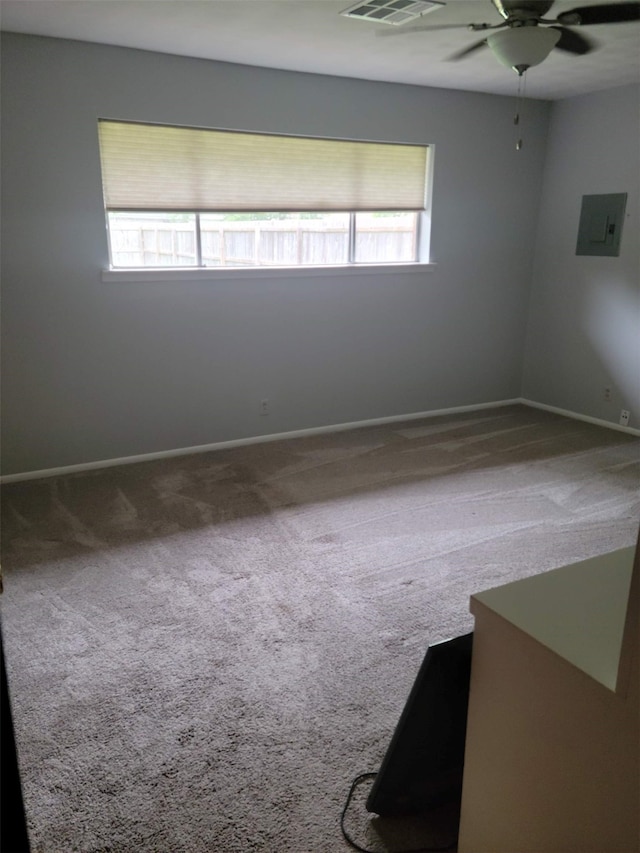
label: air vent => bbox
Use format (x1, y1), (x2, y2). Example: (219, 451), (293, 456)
(341, 0), (445, 26)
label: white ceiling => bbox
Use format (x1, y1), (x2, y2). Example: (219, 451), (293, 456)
(1, 0), (639, 100)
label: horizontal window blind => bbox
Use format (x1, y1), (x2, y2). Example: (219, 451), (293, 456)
(98, 120), (428, 212)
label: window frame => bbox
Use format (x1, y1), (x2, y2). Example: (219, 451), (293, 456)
(101, 261), (436, 283)
(98, 120), (436, 278)
(104, 209), (427, 272)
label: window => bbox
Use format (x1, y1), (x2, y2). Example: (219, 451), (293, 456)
(98, 121), (429, 270)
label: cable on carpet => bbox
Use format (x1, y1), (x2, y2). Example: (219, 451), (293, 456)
(341, 772), (458, 853)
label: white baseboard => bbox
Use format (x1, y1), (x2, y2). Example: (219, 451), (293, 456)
(519, 398), (640, 438)
(0, 398), (519, 484)
(2, 397), (637, 484)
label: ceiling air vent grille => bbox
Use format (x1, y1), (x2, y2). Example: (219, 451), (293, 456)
(341, 0), (445, 26)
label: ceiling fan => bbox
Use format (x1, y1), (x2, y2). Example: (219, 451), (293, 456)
(373, 1), (640, 75)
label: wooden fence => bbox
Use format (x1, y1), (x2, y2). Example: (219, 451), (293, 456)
(110, 220), (416, 267)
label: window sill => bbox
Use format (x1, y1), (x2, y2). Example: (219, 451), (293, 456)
(101, 262), (436, 283)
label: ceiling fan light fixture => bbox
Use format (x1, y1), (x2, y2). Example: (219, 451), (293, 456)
(487, 26), (561, 73)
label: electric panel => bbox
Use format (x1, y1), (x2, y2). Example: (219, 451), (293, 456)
(576, 193), (627, 257)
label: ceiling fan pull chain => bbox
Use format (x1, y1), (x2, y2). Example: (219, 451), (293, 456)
(514, 70), (525, 150)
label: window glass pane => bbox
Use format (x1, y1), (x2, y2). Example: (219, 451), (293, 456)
(354, 211), (418, 263)
(106, 210), (421, 270)
(108, 212), (197, 267)
(200, 213), (350, 267)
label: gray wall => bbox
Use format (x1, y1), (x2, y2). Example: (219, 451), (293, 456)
(522, 84), (640, 426)
(1, 34), (550, 476)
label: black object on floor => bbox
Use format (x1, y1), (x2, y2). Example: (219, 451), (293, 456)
(366, 632), (473, 818)
(1, 626), (31, 853)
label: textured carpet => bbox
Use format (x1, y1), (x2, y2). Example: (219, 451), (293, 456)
(1, 405), (639, 853)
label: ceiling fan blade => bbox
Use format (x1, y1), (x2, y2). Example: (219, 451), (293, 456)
(376, 23), (485, 37)
(446, 38), (489, 61)
(557, 2), (640, 26)
(549, 25), (594, 54)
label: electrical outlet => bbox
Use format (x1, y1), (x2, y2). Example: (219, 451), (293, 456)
(619, 409), (630, 426)
(604, 386), (612, 402)
(260, 398), (270, 416)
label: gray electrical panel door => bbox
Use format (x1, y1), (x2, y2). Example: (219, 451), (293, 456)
(576, 193), (627, 256)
